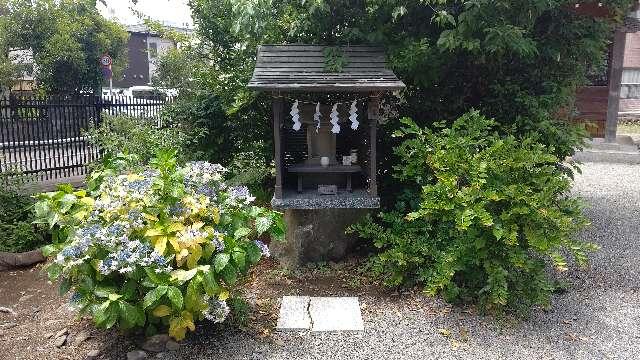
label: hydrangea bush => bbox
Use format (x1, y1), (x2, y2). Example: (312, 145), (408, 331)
(35, 152), (284, 339)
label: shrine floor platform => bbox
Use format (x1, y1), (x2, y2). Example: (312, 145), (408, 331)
(271, 188), (380, 210)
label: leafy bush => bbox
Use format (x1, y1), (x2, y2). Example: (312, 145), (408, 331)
(349, 111), (593, 313)
(0, 191), (46, 253)
(0, 173), (46, 253)
(35, 151), (284, 340)
(226, 149), (274, 205)
(87, 114), (197, 165)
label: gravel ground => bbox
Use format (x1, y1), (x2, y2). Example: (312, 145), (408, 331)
(1, 162), (638, 360)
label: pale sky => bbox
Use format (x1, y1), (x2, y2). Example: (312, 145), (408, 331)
(98, 0), (193, 28)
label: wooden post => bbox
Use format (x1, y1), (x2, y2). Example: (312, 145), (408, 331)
(367, 94), (380, 197)
(273, 95), (284, 199)
(605, 29), (627, 143)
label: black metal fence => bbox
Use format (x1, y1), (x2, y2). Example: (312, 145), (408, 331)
(0, 95), (169, 180)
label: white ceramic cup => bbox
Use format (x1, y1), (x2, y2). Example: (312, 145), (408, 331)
(320, 156), (330, 167)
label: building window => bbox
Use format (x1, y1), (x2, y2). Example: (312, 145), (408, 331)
(149, 42), (158, 58)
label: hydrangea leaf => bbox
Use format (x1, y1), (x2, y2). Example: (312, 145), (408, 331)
(201, 269), (220, 296)
(143, 213), (159, 221)
(152, 304), (172, 317)
(255, 216), (272, 235)
(79, 197), (95, 207)
(170, 268), (198, 284)
(121, 301), (146, 328)
(210, 207), (220, 223)
(232, 249), (246, 270)
(166, 286), (183, 310)
(269, 215), (286, 241)
(151, 236), (169, 255)
(142, 285), (168, 309)
(94, 286), (119, 298)
(176, 248), (190, 267)
(245, 243), (261, 264)
(168, 311), (195, 341)
(59, 194), (78, 213)
(145, 228), (163, 237)
(213, 253), (230, 272)
(41, 244), (57, 257)
(220, 264), (237, 285)
(108, 293), (123, 301)
(168, 223), (185, 233)
(186, 244), (203, 269)
(93, 300), (111, 327)
(184, 277), (207, 313)
(233, 228), (250, 239)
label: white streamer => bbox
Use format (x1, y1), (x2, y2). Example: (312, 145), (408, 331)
(290, 100), (301, 131)
(349, 100), (359, 130)
(314, 102), (321, 133)
(330, 103), (340, 134)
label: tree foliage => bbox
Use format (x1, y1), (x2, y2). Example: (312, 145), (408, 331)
(181, 0), (632, 176)
(0, 0), (128, 94)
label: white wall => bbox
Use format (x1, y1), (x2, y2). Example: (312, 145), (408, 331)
(147, 36), (175, 83)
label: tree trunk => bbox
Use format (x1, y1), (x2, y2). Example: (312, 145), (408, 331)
(0, 249), (46, 271)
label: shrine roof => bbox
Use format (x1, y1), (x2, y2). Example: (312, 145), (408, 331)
(247, 44), (406, 92)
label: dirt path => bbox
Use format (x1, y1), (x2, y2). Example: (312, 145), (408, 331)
(0, 265), (131, 359)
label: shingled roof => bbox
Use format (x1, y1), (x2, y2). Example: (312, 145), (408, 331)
(247, 44), (405, 92)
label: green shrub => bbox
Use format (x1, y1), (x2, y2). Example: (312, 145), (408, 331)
(349, 111), (593, 313)
(226, 148), (274, 205)
(35, 151), (284, 340)
(87, 114), (197, 165)
(0, 174), (46, 253)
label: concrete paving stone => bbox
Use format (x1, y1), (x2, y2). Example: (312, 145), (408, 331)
(308, 297), (364, 332)
(276, 296), (311, 330)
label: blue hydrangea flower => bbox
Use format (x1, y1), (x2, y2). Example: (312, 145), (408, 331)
(255, 240), (270, 258)
(228, 186), (256, 204)
(203, 299), (230, 323)
(70, 292), (83, 304)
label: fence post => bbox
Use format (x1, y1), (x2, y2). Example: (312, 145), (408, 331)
(96, 95), (102, 128)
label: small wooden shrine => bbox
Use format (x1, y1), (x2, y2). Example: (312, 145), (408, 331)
(248, 44), (405, 267)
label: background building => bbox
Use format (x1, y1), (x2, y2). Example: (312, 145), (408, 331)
(619, 32), (640, 114)
(7, 49), (36, 93)
(110, 24), (185, 89)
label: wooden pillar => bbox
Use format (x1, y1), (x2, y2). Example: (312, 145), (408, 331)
(367, 94), (380, 197)
(273, 95), (284, 199)
(605, 29), (627, 142)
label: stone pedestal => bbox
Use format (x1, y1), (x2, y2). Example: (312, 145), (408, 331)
(270, 208), (369, 268)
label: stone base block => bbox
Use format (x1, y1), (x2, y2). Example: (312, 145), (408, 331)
(270, 208), (369, 268)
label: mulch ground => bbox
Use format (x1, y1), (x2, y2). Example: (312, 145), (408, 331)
(0, 256), (396, 360)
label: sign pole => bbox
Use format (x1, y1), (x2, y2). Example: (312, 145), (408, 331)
(100, 53), (113, 97)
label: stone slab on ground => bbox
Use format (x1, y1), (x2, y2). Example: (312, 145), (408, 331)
(309, 297), (364, 332)
(276, 296), (364, 332)
(276, 296), (312, 330)
(572, 136), (640, 164)
(573, 149), (640, 164)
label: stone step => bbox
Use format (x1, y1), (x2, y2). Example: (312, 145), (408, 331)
(573, 136), (640, 164)
(276, 296), (364, 332)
